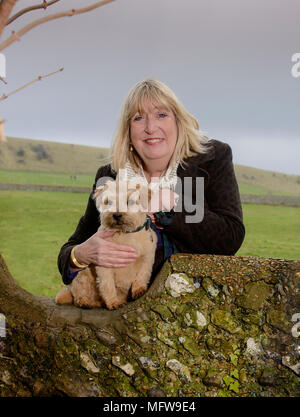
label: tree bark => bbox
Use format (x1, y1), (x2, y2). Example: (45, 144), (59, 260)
(0, 0), (17, 37)
(0, 252), (299, 397)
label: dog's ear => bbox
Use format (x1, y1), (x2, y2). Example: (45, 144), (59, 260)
(93, 178), (115, 200)
(93, 184), (107, 200)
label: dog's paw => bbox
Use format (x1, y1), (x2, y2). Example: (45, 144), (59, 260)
(105, 300), (125, 310)
(74, 300), (93, 309)
(131, 285), (147, 300)
(73, 298), (103, 309)
(55, 288), (73, 305)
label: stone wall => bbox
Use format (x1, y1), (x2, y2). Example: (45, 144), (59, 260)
(241, 194), (300, 207)
(1, 183), (300, 206)
(0, 253), (299, 397)
(0, 183), (90, 194)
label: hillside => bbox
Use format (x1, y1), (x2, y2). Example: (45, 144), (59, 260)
(1, 136), (300, 196)
(0, 136), (109, 175)
(235, 165), (300, 197)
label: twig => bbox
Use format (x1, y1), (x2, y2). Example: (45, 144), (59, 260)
(0, 76), (7, 84)
(7, 0), (61, 25)
(0, 67), (64, 102)
(0, 0), (116, 51)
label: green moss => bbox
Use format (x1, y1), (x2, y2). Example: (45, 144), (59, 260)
(266, 309), (291, 333)
(237, 281), (273, 310)
(178, 335), (202, 356)
(151, 304), (174, 322)
(242, 312), (262, 325)
(210, 310), (241, 334)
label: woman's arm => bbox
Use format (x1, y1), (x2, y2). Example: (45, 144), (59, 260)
(161, 142), (245, 255)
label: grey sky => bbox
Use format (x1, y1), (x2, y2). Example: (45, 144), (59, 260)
(1, 0), (300, 174)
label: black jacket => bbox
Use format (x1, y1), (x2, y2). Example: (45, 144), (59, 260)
(58, 139), (245, 285)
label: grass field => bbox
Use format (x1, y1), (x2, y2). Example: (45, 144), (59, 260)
(0, 190), (299, 298)
(1, 135), (300, 196)
(0, 190), (89, 298)
(237, 182), (292, 196)
(1, 168), (299, 197)
(0, 168), (94, 188)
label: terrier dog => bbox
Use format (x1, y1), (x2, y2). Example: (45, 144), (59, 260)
(55, 180), (157, 310)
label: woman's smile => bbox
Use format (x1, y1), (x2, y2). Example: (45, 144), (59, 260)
(144, 137), (165, 145)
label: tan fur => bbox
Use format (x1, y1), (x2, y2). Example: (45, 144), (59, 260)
(55, 180), (157, 310)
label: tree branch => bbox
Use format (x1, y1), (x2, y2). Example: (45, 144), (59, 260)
(0, 67), (63, 102)
(7, 0), (61, 25)
(0, 0), (116, 52)
(0, 0), (18, 37)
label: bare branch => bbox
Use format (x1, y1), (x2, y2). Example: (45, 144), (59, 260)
(0, 0), (18, 37)
(0, 0), (116, 51)
(7, 0), (61, 26)
(0, 76), (7, 84)
(0, 67), (63, 102)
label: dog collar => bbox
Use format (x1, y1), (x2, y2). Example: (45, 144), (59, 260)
(126, 216), (152, 234)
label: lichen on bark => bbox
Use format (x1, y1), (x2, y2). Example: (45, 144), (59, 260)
(0, 253), (299, 397)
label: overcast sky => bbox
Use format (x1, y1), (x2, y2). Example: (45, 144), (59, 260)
(1, 0), (300, 174)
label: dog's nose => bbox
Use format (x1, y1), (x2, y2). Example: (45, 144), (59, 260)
(113, 212), (122, 220)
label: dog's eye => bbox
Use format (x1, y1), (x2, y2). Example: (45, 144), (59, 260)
(103, 198), (113, 205)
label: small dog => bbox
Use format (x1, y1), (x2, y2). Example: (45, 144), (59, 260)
(55, 180), (157, 310)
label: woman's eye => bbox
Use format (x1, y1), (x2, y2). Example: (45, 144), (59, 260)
(158, 112), (167, 119)
(133, 115), (143, 121)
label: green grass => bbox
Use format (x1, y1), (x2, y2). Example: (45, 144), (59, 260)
(0, 190), (299, 298)
(236, 204), (300, 260)
(0, 168), (93, 188)
(1, 168), (298, 197)
(237, 181), (291, 196)
(0, 190), (89, 298)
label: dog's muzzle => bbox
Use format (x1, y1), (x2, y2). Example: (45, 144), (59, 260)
(113, 212), (123, 225)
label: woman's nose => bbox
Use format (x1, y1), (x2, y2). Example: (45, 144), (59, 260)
(144, 116), (156, 133)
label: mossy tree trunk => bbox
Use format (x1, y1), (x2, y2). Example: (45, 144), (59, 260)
(0, 253), (299, 397)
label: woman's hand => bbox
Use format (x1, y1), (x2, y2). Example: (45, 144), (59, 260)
(70, 230), (138, 270)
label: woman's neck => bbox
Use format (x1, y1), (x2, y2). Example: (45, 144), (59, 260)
(143, 162), (168, 183)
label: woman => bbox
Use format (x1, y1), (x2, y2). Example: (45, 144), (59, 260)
(58, 78), (245, 285)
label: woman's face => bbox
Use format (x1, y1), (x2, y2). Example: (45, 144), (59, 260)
(129, 100), (178, 169)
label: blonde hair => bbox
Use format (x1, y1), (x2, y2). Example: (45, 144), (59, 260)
(110, 78), (211, 173)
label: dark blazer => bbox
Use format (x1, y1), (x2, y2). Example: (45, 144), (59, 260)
(58, 139), (245, 285)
